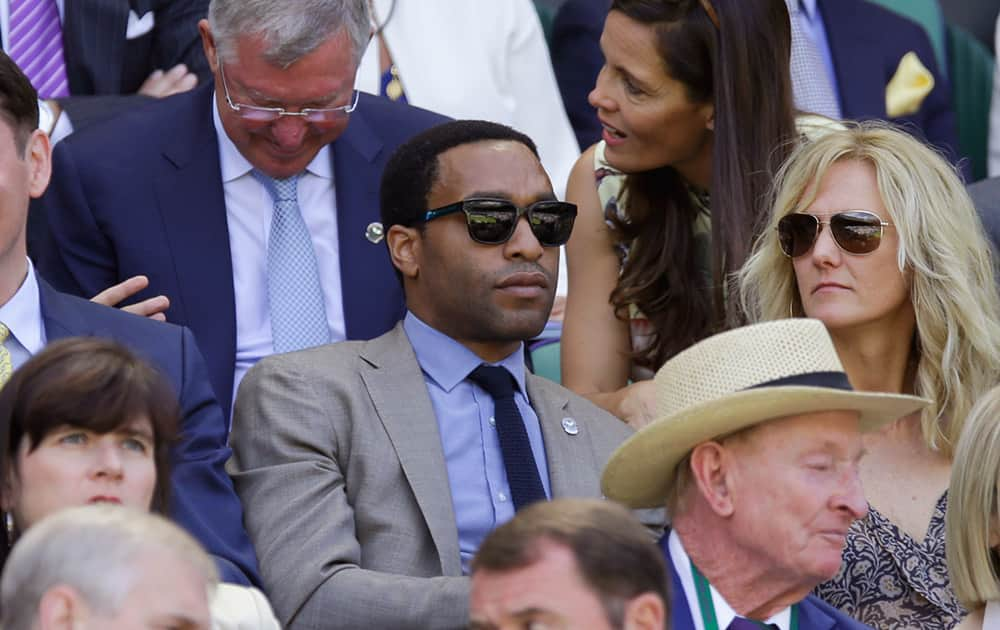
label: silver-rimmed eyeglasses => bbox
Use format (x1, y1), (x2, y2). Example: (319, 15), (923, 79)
(218, 61), (359, 124)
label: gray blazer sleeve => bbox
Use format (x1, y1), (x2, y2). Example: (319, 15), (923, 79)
(229, 352), (469, 630)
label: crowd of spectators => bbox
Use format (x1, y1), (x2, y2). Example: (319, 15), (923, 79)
(2, 0), (1000, 629)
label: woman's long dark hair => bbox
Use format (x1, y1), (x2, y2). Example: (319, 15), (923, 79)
(608, 0), (796, 369)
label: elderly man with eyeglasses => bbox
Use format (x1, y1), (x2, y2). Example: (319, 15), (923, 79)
(228, 119), (663, 629)
(30, 0), (447, 423)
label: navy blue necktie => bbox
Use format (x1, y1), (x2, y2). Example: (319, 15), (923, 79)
(728, 618), (777, 630)
(467, 365), (547, 510)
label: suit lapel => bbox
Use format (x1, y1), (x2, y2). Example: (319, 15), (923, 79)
(155, 83), (237, 414)
(817, 0), (886, 119)
(662, 537), (698, 630)
(528, 375), (599, 498)
(358, 325), (462, 576)
(797, 597), (839, 630)
(331, 95), (406, 340)
(62, 0), (129, 94)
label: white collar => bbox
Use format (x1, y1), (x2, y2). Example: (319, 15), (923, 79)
(669, 530), (793, 630)
(211, 96), (332, 183)
(0, 259), (45, 355)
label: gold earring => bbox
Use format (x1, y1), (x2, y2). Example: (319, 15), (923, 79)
(4, 512), (14, 547)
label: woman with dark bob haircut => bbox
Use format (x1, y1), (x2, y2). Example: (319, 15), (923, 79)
(0, 337), (179, 569)
(0, 337), (282, 627)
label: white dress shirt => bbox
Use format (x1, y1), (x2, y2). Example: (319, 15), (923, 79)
(669, 530), (792, 630)
(0, 259), (48, 370)
(212, 102), (346, 406)
(356, 0), (579, 200)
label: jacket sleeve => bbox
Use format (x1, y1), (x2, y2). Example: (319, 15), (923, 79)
(170, 326), (262, 586)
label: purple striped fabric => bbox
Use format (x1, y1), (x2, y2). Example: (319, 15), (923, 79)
(8, 0), (69, 98)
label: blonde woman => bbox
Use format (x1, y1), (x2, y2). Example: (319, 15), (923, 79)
(739, 122), (1000, 629)
(947, 385), (1000, 630)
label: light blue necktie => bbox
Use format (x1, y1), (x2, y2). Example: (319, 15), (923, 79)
(253, 171), (330, 353)
(785, 0), (841, 119)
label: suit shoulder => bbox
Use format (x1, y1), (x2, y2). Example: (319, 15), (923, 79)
(48, 290), (186, 346)
(60, 86), (206, 155)
(527, 374), (631, 435)
(245, 338), (372, 380)
(969, 177), (1000, 212)
(355, 93), (450, 132)
(802, 594), (874, 629)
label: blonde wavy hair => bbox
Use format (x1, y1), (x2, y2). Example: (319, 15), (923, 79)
(739, 122), (1000, 457)
(946, 384), (1000, 609)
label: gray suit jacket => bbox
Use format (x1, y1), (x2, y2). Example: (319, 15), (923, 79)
(229, 324), (656, 629)
(967, 176), (1000, 256)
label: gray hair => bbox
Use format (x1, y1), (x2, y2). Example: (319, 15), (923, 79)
(208, 0), (371, 67)
(0, 506), (218, 630)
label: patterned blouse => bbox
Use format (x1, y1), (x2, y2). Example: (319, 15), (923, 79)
(815, 493), (966, 629)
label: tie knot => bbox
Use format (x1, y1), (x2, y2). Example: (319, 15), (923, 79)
(468, 365), (517, 399)
(0, 323), (8, 343)
(784, 0), (800, 15)
(253, 171), (300, 203)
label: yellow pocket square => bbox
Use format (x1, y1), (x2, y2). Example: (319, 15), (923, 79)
(885, 52), (934, 118)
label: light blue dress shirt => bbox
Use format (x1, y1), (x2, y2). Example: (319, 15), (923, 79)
(796, 0), (842, 108)
(0, 259), (48, 370)
(403, 312), (551, 574)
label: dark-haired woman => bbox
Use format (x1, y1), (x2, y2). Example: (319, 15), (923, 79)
(561, 0), (797, 428)
(0, 337), (279, 629)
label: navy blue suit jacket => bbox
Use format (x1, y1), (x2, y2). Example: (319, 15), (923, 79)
(32, 82), (446, 418)
(819, 0), (963, 173)
(661, 537), (873, 630)
(38, 278), (259, 586)
(550, 0), (610, 150)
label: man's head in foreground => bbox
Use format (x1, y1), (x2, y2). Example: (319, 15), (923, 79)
(469, 498), (667, 630)
(1, 505), (217, 630)
(602, 318), (929, 619)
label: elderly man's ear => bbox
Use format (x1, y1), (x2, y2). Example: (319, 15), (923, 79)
(36, 585), (89, 630)
(689, 442), (736, 517)
(623, 592), (667, 630)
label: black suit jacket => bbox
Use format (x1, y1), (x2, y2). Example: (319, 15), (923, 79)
(966, 176), (1000, 256)
(550, 0), (610, 151)
(3, 0), (211, 129)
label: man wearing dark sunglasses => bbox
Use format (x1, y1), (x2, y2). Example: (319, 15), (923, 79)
(229, 120), (662, 630)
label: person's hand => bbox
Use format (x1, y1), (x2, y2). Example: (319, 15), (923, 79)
(618, 380), (658, 430)
(138, 64), (198, 98)
(91, 275), (170, 322)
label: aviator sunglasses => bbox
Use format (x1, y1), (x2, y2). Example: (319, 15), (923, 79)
(422, 197), (578, 247)
(777, 210), (894, 258)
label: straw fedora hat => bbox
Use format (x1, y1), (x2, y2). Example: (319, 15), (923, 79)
(601, 318), (930, 509)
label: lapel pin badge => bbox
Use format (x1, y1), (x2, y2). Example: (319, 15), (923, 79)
(561, 417), (579, 436)
(365, 222), (385, 244)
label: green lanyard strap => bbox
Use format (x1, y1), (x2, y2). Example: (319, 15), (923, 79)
(689, 559), (799, 630)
